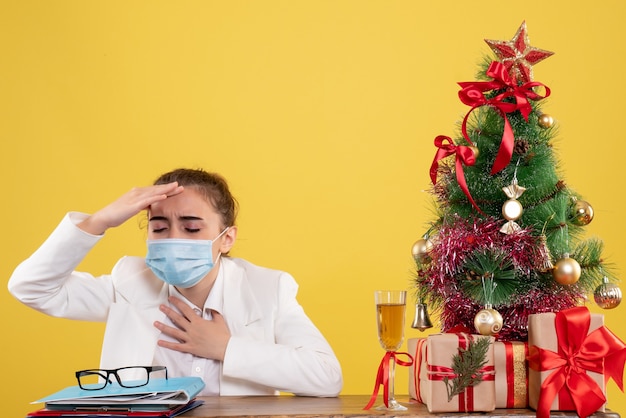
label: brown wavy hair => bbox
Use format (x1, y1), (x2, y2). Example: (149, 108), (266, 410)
(153, 168), (239, 229)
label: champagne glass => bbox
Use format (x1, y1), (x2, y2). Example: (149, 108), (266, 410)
(374, 290), (407, 411)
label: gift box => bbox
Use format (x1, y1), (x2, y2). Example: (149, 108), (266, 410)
(411, 333), (496, 412)
(493, 341), (528, 408)
(408, 337), (427, 403)
(527, 306), (626, 418)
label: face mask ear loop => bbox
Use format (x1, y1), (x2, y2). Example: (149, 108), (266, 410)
(215, 226), (230, 241)
(213, 227), (230, 262)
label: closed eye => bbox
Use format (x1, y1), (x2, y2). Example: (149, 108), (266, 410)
(149, 216), (169, 234)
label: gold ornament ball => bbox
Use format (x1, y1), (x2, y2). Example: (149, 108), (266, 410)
(571, 200), (594, 226)
(552, 257), (581, 285)
(594, 279), (622, 309)
(502, 199), (523, 221)
(538, 114), (554, 129)
(474, 308), (503, 336)
(411, 238), (433, 260)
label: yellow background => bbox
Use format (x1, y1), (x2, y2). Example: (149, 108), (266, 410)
(2, 1), (625, 416)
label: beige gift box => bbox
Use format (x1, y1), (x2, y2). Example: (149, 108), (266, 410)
(527, 310), (606, 414)
(408, 334), (495, 412)
(408, 337), (427, 403)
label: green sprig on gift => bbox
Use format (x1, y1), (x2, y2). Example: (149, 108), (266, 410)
(443, 336), (492, 402)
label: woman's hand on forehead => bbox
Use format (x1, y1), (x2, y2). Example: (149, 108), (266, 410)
(79, 182), (184, 235)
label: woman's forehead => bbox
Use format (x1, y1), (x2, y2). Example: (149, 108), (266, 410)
(149, 188), (217, 217)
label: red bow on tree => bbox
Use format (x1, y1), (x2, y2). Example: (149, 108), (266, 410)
(457, 61), (550, 175)
(430, 135), (482, 213)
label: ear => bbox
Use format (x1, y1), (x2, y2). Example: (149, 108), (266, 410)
(220, 226), (238, 253)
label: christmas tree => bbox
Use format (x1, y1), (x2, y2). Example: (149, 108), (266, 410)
(412, 21), (622, 342)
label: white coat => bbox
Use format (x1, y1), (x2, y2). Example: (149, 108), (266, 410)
(8, 213), (343, 397)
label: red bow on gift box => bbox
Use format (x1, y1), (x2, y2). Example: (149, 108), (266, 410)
(528, 306), (626, 418)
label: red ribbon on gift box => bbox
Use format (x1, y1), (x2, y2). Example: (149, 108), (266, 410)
(501, 341), (529, 408)
(457, 61), (550, 175)
(364, 351), (414, 410)
(528, 306), (626, 418)
(412, 338), (427, 404)
(426, 333), (495, 412)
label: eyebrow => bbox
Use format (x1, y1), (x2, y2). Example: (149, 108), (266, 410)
(148, 216), (205, 222)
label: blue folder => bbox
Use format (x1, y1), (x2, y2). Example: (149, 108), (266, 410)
(34, 377), (205, 410)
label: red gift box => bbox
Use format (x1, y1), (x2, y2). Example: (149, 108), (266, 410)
(494, 341), (528, 408)
(410, 333), (495, 412)
(527, 306), (626, 418)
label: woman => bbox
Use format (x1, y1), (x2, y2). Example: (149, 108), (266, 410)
(8, 168), (343, 397)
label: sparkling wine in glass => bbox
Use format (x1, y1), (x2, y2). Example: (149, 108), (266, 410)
(374, 290), (407, 411)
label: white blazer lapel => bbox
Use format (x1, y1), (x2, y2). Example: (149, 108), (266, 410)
(220, 258), (262, 334)
(219, 258), (275, 396)
(100, 257), (169, 369)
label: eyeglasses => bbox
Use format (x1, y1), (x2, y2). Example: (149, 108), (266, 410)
(75, 366), (168, 390)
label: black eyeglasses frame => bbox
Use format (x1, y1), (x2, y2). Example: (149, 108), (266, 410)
(75, 366), (168, 391)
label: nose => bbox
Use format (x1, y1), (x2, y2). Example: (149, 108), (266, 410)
(167, 227), (184, 239)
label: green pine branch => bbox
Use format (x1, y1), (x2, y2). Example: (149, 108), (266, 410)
(443, 336), (492, 402)
(460, 249), (519, 306)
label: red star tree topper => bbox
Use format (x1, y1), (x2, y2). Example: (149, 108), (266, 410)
(484, 21), (554, 83)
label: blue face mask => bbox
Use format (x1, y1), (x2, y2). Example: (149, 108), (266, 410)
(145, 228), (229, 288)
